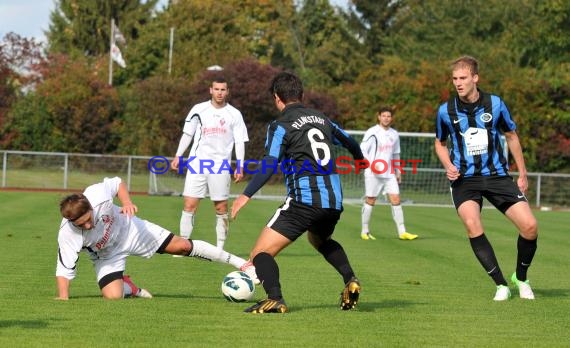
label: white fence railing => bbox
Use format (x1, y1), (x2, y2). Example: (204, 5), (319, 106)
(1, 150), (569, 209)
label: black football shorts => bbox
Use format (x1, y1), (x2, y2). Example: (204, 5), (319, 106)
(450, 175), (527, 213)
(267, 197), (342, 241)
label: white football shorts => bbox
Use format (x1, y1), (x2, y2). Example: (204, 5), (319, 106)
(92, 217), (171, 282)
(364, 175), (400, 198)
(183, 172), (231, 201)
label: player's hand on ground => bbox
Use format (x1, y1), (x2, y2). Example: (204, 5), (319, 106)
(120, 202), (138, 217)
(231, 194), (250, 220)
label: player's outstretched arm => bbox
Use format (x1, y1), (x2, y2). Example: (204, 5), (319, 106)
(55, 276), (70, 300)
(330, 121), (365, 160)
(231, 194), (250, 220)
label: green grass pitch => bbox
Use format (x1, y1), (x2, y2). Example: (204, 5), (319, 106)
(0, 190), (568, 347)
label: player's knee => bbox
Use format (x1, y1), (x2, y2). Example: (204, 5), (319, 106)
(213, 201), (228, 215)
(521, 218), (538, 239)
(167, 236), (192, 255)
(390, 197), (401, 205)
(103, 293), (123, 300)
(215, 209), (228, 216)
(250, 248), (269, 261)
(101, 288), (123, 300)
(365, 197), (376, 205)
(183, 198), (199, 212)
(462, 217), (482, 232)
(183, 205), (197, 213)
(179, 238), (192, 255)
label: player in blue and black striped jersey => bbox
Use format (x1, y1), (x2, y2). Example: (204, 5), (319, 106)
(231, 72), (367, 313)
(435, 56), (538, 301)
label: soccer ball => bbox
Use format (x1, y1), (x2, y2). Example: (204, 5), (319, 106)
(221, 271), (255, 302)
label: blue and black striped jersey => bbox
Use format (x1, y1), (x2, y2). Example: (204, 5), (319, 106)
(435, 90), (516, 177)
(245, 103), (364, 210)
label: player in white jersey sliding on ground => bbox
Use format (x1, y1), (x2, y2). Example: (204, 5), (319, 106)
(171, 76), (248, 251)
(360, 106), (418, 241)
(55, 176), (257, 300)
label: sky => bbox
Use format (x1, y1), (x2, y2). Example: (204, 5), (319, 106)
(0, 0), (174, 42)
(0, 0), (56, 42)
(0, 0), (349, 43)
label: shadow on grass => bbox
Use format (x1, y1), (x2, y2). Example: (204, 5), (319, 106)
(533, 288), (569, 298)
(65, 293), (221, 300)
(0, 320), (49, 329)
(148, 293), (220, 300)
(290, 299), (418, 313)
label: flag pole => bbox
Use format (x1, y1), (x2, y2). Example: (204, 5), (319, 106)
(168, 27), (174, 75)
(108, 19), (114, 86)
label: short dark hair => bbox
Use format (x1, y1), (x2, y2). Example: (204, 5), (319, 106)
(211, 75), (227, 85)
(269, 72), (303, 103)
(378, 106), (393, 115)
(60, 193), (92, 221)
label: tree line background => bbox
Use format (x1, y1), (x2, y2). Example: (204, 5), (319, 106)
(1, 0), (568, 172)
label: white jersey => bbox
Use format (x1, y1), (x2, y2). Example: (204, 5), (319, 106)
(182, 101), (248, 171)
(360, 125), (401, 178)
(55, 177), (132, 280)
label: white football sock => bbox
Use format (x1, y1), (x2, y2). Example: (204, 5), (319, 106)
(180, 210), (194, 239)
(391, 204), (406, 234)
(189, 239), (246, 269)
(215, 213), (229, 249)
(361, 203), (373, 234)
